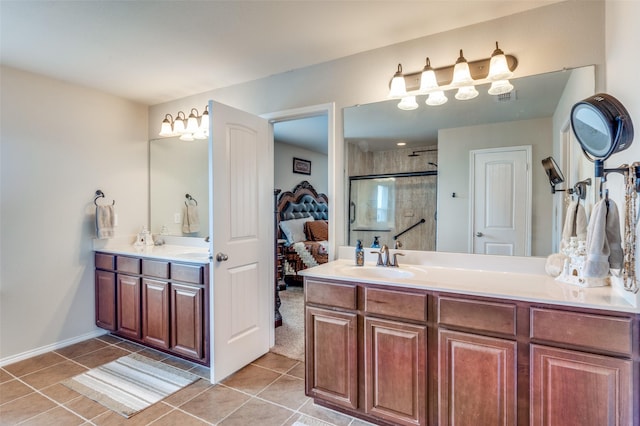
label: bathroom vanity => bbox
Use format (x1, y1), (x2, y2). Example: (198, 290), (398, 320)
(301, 250), (640, 426)
(94, 243), (210, 365)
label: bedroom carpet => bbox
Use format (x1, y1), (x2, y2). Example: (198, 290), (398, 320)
(271, 286), (305, 362)
(61, 353), (199, 418)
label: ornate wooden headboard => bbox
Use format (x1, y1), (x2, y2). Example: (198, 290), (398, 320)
(277, 181), (328, 224)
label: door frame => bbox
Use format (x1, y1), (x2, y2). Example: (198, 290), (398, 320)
(468, 145), (532, 255)
(261, 103), (336, 347)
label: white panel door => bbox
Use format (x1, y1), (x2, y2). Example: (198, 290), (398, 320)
(470, 147), (531, 256)
(210, 101), (271, 382)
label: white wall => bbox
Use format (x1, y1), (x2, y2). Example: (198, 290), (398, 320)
(437, 118), (552, 255)
(0, 66), (148, 362)
(274, 142), (328, 196)
(148, 0), (605, 253)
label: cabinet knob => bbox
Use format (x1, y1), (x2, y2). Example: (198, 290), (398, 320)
(216, 252), (229, 262)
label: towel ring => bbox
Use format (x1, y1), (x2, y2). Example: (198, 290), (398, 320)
(94, 190), (115, 206)
(185, 193), (198, 206)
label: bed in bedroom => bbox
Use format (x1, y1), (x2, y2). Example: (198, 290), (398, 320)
(276, 181), (329, 287)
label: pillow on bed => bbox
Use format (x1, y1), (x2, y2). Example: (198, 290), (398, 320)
(279, 216), (314, 244)
(305, 220), (329, 241)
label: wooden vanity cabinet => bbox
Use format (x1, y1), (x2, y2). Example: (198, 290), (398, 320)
(94, 252), (209, 365)
(304, 276), (640, 426)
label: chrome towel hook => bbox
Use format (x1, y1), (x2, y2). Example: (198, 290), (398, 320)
(185, 193), (198, 206)
(93, 189), (115, 206)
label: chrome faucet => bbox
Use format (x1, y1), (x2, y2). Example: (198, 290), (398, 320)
(373, 244), (405, 267)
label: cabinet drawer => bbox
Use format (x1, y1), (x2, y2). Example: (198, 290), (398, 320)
(364, 287), (427, 322)
(530, 308), (633, 356)
(305, 279), (357, 310)
(95, 253), (115, 270)
(438, 297), (516, 337)
(142, 259), (170, 279)
(116, 256), (141, 274)
(172, 263), (204, 284)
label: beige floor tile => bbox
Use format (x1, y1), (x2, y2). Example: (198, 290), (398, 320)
(40, 383), (82, 404)
(3, 352), (66, 377)
(298, 399), (354, 426)
(179, 385), (250, 424)
(350, 418), (378, 425)
(221, 364), (280, 395)
(0, 392), (57, 424)
(19, 406), (86, 426)
(92, 402), (173, 426)
(253, 352), (300, 373)
(95, 334), (123, 345)
(64, 395), (109, 420)
(0, 378), (34, 404)
(218, 397), (293, 426)
(113, 339), (146, 353)
(136, 347), (169, 361)
(163, 378), (213, 407)
(285, 414), (336, 426)
(258, 374), (309, 410)
(54, 338), (109, 359)
(72, 345), (130, 369)
(287, 362), (306, 379)
(1, 368), (15, 384)
(187, 363), (211, 379)
(149, 409), (211, 425)
(20, 360), (87, 390)
(160, 355), (199, 371)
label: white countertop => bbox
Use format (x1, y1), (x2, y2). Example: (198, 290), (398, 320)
(299, 248), (640, 314)
(93, 236), (210, 264)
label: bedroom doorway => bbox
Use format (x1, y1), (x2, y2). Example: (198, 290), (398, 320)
(262, 103), (334, 358)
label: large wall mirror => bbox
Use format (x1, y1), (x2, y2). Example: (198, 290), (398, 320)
(344, 65), (595, 257)
(149, 136), (209, 238)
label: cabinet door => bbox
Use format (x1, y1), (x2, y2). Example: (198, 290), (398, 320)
(530, 344), (632, 426)
(438, 329), (517, 426)
(364, 317), (427, 426)
(142, 278), (170, 349)
(116, 274), (141, 340)
(170, 283), (204, 360)
(95, 270), (116, 331)
(305, 306), (358, 410)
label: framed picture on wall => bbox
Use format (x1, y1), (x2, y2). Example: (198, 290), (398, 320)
(293, 157), (311, 175)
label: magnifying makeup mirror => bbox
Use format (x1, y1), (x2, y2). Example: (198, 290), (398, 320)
(570, 93), (634, 177)
(542, 156), (565, 193)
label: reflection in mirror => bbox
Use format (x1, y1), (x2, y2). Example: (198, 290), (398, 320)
(344, 66), (595, 256)
(149, 136), (209, 238)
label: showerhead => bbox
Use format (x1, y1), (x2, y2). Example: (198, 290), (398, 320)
(408, 152), (420, 157)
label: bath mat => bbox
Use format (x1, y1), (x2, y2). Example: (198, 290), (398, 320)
(62, 353), (199, 418)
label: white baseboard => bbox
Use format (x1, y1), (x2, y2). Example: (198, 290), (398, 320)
(0, 329), (109, 367)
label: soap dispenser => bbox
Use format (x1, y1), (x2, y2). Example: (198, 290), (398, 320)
(371, 236), (381, 248)
(355, 240), (364, 266)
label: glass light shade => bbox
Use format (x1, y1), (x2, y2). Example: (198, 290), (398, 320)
(419, 58), (439, 93)
(389, 64), (407, 98)
(173, 117), (186, 134)
(451, 50), (474, 87)
(180, 132), (194, 141)
(193, 129), (207, 140)
(159, 118), (173, 136)
(455, 85), (479, 100)
(487, 42), (513, 81)
(426, 91), (448, 106)
(200, 109), (209, 134)
(186, 110), (199, 133)
(397, 96), (418, 110)
(488, 79), (514, 95)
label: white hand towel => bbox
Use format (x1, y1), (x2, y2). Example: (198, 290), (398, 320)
(584, 199), (622, 277)
(182, 204), (200, 234)
(96, 204), (115, 239)
(561, 201), (588, 246)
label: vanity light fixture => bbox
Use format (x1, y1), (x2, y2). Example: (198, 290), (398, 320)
(158, 106), (209, 140)
(388, 41), (517, 110)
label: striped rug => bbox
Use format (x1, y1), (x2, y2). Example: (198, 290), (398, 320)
(62, 353), (199, 418)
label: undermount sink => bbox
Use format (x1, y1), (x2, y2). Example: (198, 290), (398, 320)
(338, 265), (417, 279)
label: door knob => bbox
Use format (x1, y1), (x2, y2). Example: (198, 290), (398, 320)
(216, 252), (229, 262)
(475, 232), (484, 237)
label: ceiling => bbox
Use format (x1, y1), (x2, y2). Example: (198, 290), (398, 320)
(1, 1), (558, 106)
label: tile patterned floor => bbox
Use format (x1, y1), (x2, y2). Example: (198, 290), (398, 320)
(0, 335), (374, 426)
